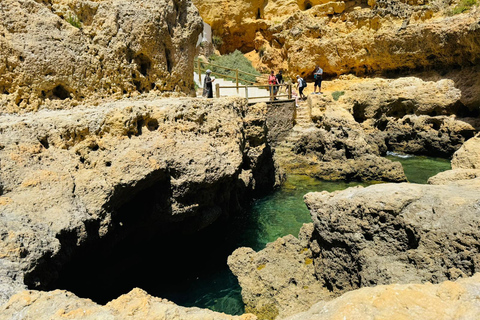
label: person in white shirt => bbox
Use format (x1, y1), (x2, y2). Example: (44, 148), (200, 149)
(296, 75), (306, 99)
(313, 65), (323, 94)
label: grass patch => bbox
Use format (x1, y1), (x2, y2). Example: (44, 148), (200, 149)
(208, 50), (261, 84)
(332, 90), (345, 101)
(66, 13), (82, 28)
(450, 0), (477, 14)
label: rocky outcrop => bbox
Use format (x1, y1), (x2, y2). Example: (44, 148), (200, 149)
(0, 288), (257, 320)
(312, 77), (477, 157)
(228, 224), (332, 320)
(230, 178), (480, 318)
(0, 0), (202, 113)
(284, 96), (406, 181)
(429, 133), (480, 184)
(0, 97), (281, 305)
(283, 273), (480, 320)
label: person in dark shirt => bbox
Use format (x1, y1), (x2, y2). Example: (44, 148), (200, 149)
(203, 69), (215, 98)
(276, 70), (284, 94)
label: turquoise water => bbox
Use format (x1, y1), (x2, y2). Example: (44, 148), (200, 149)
(386, 153), (451, 184)
(166, 155), (451, 314)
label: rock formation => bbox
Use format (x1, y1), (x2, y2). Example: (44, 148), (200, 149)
(0, 0), (203, 113)
(291, 100), (407, 181)
(0, 288), (257, 320)
(307, 77), (477, 158)
(193, 0), (480, 85)
(0, 97), (281, 305)
(428, 133), (480, 184)
(230, 119), (480, 318)
(283, 273), (480, 320)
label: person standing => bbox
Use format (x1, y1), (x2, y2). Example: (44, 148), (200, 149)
(203, 69), (215, 98)
(313, 65), (323, 94)
(268, 70), (279, 100)
(296, 75), (306, 99)
(276, 70), (284, 94)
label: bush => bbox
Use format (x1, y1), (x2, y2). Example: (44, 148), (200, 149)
(212, 35), (223, 49)
(451, 0), (477, 14)
(332, 91), (345, 101)
(208, 50), (261, 84)
(66, 13), (82, 28)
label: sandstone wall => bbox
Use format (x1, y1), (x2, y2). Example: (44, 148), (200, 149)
(193, 0), (480, 95)
(0, 0), (203, 113)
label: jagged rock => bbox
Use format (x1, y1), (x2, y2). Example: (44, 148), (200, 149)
(290, 98), (406, 182)
(312, 77), (476, 157)
(282, 274), (480, 320)
(0, 288), (257, 320)
(228, 224), (332, 320)
(305, 180), (480, 294)
(429, 133), (480, 184)
(451, 133), (480, 169)
(0, 97), (281, 305)
(0, 0), (203, 113)
(230, 175), (480, 318)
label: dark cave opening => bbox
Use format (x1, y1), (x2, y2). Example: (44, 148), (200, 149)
(24, 173), (254, 310)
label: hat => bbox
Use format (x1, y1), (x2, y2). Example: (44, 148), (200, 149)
(206, 69), (212, 74)
(296, 75), (300, 78)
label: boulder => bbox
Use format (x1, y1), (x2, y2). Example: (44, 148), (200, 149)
(305, 180), (480, 293)
(230, 179), (480, 318)
(0, 0), (203, 113)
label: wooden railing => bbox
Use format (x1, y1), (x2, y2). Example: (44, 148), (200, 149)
(215, 83), (293, 102)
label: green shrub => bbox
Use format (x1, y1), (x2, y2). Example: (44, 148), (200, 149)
(332, 90), (345, 101)
(451, 0), (477, 14)
(208, 50), (261, 84)
(212, 35), (223, 49)
(66, 13), (82, 28)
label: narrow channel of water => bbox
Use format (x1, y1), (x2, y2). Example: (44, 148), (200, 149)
(165, 155), (451, 314)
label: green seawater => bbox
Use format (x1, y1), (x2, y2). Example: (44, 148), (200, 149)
(167, 155), (451, 315)
(386, 153), (451, 184)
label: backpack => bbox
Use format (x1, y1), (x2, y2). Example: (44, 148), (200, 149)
(301, 78), (307, 87)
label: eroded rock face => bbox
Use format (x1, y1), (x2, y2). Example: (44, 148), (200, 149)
(305, 180), (480, 293)
(0, 97), (281, 305)
(312, 77), (477, 157)
(228, 224), (332, 320)
(194, 0), (480, 87)
(0, 0), (202, 113)
(230, 179), (480, 318)
(429, 133), (480, 184)
(286, 97), (406, 182)
(283, 273), (480, 320)
(0, 288), (257, 320)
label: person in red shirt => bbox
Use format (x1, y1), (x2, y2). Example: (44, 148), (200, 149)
(268, 70), (279, 100)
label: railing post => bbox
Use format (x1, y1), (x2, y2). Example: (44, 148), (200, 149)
(288, 84), (292, 99)
(270, 85), (273, 101)
(216, 83), (220, 98)
(236, 69), (239, 94)
(245, 85), (248, 102)
(197, 59), (202, 84)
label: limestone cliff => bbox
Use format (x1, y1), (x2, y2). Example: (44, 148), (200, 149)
(193, 0), (480, 106)
(0, 97), (281, 305)
(0, 0), (203, 113)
